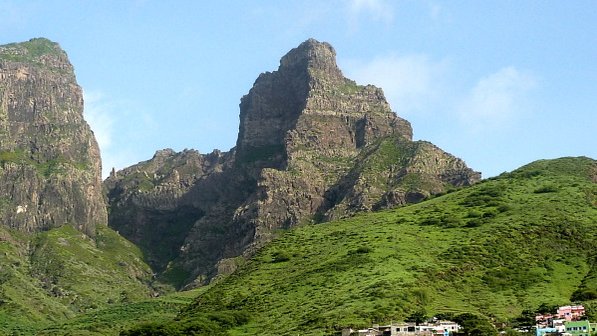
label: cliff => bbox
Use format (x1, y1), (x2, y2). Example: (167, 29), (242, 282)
(0, 38), (107, 236)
(105, 39), (480, 287)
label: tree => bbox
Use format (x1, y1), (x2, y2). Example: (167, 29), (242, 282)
(406, 309), (428, 326)
(453, 313), (497, 336)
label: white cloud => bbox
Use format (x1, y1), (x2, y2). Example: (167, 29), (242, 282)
(343, 54), (447, 116)
(83, 90), (157, 179)
(84, 91), (113, 149)
(83, 90), (116, 178)
(458, 67), (536, 132)
(347, 0), (394, 26)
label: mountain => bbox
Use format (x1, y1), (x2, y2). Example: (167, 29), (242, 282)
(0, 38), (154, 331)
(120, 156), (597, 336)
(105, 39), (480, 288)
(0, 37), (105, 235)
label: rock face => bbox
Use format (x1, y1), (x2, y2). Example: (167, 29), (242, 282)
(0, 38), (107, 236)
(105, 39), (480, 287)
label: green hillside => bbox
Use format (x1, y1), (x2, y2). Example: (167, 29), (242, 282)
(0, 225), (157, 335)
(120, 156), (596, 335)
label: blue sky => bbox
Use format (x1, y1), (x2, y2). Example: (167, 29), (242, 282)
(1, 0), (595, 178)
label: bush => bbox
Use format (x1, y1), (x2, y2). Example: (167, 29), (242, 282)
(466, 210), (483, 218)
(440, 215), (463, 228)
(497, 204), (511, 212)
(534, 185), (558, 193)
(452, 313), (497, 336)
(571, 288), (597, 301)
(482, 209), (498, 218)
(355, 246), (373, 254)
(420, 217), (440, 226)
(465, 219), (483, 228)
(271, 250), (291, 263)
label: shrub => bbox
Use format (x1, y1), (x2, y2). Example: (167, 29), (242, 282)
(534, 185), (558, 193)
(271, 250), (291, 262)
(571, 288), (597, 301)
(355, 246), (373, 254)
(440, 215), (463, 228)
(420, 217), (440, 226)
(482, 209), (498, 218)
(466, 210), (483, 218)
(497, 204), (511, 212)
(452, 313), (497, 336)
(465, 219), (483, 228)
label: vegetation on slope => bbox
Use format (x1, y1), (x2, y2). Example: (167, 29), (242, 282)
(121, 156), (596, 335)
(0, 225), (156, 335)
(0, 38), (65, 68)
(37, 289), (203, 336)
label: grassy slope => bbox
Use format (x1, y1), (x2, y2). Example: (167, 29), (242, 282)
(168, 156), (597, 335)
(0, 225), (157, 335)
(9, 157), (595, 335)
(37, 289), (204, 336)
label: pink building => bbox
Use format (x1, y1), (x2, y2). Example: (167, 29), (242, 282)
(557, 305), (585, 321)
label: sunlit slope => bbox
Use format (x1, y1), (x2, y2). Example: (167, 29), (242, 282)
(170, 157), (597, 335)
(0, 225), (154, 335)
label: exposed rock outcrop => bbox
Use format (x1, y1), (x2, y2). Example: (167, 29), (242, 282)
(0, 38), (106, 236)
(105, 39), (480, 287)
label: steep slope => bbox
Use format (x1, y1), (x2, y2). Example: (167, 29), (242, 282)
(0, 38), (106, 236)
(121, 156), (596, 336)
(0, 225), (153, 334)
(0, 38), (155, 332)
(105, 39), (479, 288)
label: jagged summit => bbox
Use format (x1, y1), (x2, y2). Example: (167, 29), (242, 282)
(279, 38), (343, 81)
(105, 39), (480, 287)
(236, 38), (411, 169)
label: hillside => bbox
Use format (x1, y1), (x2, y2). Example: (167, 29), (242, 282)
(120, 156), (597, 335)
(0, 225), (155, 335)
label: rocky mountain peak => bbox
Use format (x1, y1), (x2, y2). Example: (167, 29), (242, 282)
(236, 38), (411, 169)
(105, 39), (480, 287)
(279, 38), (343, 83)
(0, 38), (106, 236)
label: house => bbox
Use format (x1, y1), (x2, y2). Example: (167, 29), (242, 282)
(551, 319), (566, 333)
(558, 306), (586, 321)
(356, 320), (460, 336)
(535, 326), (557, 336)
(564, 320), (591, 336)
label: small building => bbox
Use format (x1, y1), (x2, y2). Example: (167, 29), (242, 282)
(564, 320), (591, 336)
(356, 320), (460, 336)
(558, 306), (586, 321)
(552, 319), (566, 333)
(535, 326), (557, 336)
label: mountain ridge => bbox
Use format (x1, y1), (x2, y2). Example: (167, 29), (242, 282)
(105, 38), (480, 288)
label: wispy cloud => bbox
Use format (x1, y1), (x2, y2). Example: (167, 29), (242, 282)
(347, 0), (394, 27)
(343, 54), (448, 117)
(83, 90), (157, 178)
(83, 90), (116, 178)
(84, 91), (113, 149)
(458, 67), (536, 132)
